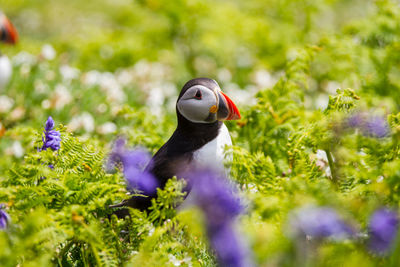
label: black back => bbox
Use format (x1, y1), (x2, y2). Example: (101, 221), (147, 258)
(115, 78), (222, 213)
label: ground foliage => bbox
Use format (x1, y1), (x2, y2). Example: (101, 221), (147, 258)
(1, 0), (400, 266)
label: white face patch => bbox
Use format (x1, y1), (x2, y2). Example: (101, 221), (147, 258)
(177, 85), (218, 123)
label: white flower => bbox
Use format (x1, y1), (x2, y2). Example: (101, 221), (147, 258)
(41, 99), (51, 109)
(98, 72), (125, 103)
(148, 226), (155, 236)
(96, 103), (108, 113)
(34, 80), (50, 94)
(13, 51), (37, 66)
(168, 254), (181, 266)
(97, 122), (117, 135)
(82, 70), (102, 86)
(68, 112), (95, 133)
(20, 63), (31, 77)
(51, 84), (72, 110)
(41, 44), (56, 60)
(5, 141), (24, 158)
(168, 253), (192, 267)
(60, 65), (80, 81)
(9, 107), (25, 121)
(0, 95), (14, 113)
(116, 69), (133, 86)
(146, 82), (176, 116)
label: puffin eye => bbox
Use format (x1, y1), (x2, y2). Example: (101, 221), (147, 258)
(194, 90), (202, 100)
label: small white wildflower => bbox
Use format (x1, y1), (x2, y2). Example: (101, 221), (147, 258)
(97, 122), (117, 135)
(148, 226), (155, 236)
(9, 141), (24, 158)
(182, 253), (193, 267)
(20, 63), (31, 77)
(34, 80), (49, 94)
(41, 44), (56, 60)
(116, 69), (134, 86)
(97, 103), (108, 113)
(168, 254), (181, 266)
(147, 86), (164, 116)
(99, 72), (125, 103)
(9, 107), (25, 121)
(82, 70), (102, 86)
(13, 51), (36, 66)
(60, 65), (80, 81)
(51, 84), (72, 110)
(41, 99), (51, 109)
(377, 176), (384, 183)
(0, 95), (14, 113)
(68, 112), (95, 133)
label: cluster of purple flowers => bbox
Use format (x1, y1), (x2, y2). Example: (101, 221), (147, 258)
(368, 208), (399, 255)
(187, 169), (250, 267)
(348, 112), (390, 138)
(108, 138), (158, 194)
(289, 206), (354, 240)
(0, 204), (10, 229)
(41, 116), (61, 151)
(289, 205), (400, 256)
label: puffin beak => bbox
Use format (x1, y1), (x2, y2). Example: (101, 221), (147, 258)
(0, 14), (18, 44)
(216, 91), (241, 120)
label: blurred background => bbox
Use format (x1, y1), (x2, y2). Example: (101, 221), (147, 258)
(2, 1), (400, 266)
(2, 0), (395, 137)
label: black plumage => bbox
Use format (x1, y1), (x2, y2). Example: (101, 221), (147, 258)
(111, 78), (223, 216)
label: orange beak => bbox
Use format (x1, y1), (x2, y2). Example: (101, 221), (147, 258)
(217, 91), (241, 120)
(0, 13), (18, 45)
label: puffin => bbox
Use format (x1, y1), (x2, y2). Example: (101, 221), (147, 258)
(0, 12), (18, 91)
(111, 78), (241, 215)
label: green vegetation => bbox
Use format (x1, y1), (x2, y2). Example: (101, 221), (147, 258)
(1, 0), (400, 266)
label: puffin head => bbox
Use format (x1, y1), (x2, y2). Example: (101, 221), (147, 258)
(176, 78), (241, 124)
(0, 13), (18, 45)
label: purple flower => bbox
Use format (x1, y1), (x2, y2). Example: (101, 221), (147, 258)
(186, 169), (250, 267)
(108, 138), (159, 194)
(368, 208), (399, 254)
(207, 223), (247, 267)
(347, 113), (389, 138)
(365, 116), (389, 138)
(41, 116), (61, 151)
(188, 169), (242, 226)
(0, 204), (10, 229)
(348, 113), (364, 128)
(290, 206), (354, 240)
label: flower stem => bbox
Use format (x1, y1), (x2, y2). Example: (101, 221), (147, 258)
(325, 149), (338, 185)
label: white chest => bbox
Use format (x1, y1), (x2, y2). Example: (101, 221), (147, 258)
(0, 55), (12, 91)
(192, 123), (232, 173)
